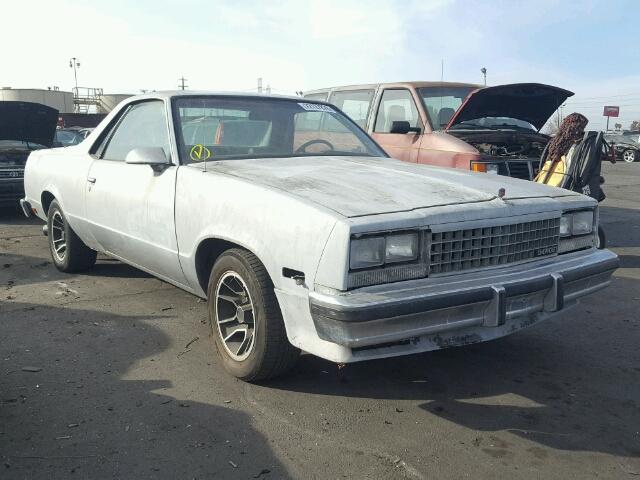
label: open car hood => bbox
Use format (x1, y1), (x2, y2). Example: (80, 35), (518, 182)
(446, 83), (574, 131)
(0, 101), (59, 147)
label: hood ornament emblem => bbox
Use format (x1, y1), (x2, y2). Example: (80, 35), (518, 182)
(498, 188), (506, 199)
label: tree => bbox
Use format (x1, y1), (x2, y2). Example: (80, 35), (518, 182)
(630, 120), (640, 132)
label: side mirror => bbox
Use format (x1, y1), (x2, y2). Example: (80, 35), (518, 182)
(390, 120), (421, 135)
(125, 147), (170, 166)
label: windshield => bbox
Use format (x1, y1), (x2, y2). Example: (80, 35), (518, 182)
(450, 116), (537, 131)
(54, 130), (85, 147)
(173, 97), (385, 163)
(418, 86), (475, 130)
(0, 139), (48, 150)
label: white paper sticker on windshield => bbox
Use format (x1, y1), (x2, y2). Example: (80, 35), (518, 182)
(298, 102), (336, 113)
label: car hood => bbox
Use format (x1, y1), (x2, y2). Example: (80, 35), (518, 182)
(211, 156), (577, 217)
(446, 83), (574, 131)
(0, 101), (59, 148)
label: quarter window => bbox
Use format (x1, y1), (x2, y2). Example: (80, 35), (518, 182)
(102, 101), (170, 161)
(329, 89), (374, 129)
(373, 89), (420, 133)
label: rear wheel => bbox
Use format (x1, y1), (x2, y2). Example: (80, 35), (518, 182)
(622, 149), (636, 163)
(207, 248), (299, 381)
(47, 200), (97, 272)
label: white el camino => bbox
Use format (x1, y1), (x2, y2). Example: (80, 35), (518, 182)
(21, 92), (619, 381)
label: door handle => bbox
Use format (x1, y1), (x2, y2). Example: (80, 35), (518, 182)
(87, 177), (96, 184)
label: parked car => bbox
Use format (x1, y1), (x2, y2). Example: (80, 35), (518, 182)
(21, 92), (618, 381)
(304, 82), (574, 180)
(0, 101), (58, 208)
(604, 133), (639, 163)
(54, 128), (86, 147)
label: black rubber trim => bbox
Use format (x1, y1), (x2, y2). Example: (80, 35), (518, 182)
(310, 255), (619, 324)
(310, 288), (494, 323)
(560, 256), (619, 283)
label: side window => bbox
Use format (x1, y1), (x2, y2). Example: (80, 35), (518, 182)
(330, 89), (374, 129)
(373, 89), (420, 133)
(303, 92), (328, 102)
(102, 101), (170, 161)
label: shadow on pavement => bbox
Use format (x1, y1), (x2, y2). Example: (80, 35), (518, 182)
(269, 273), (639, 460)
(0, 302), (291, 479)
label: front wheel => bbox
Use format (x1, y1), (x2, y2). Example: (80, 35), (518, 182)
(622, 149), (636, 163)
(207, 248), (299, 381)
(47, 200), (97, 272)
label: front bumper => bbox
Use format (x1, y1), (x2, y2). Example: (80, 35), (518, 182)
(309, 248), (618, 358)
(0, 179), (25, 208)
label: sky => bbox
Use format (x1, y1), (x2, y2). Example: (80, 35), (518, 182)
(2, 0), (640, 130)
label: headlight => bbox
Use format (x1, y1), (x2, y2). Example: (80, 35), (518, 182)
(571, 211), (594, 235)
(349, 237), (385, 269)
(350, 232), (419, 270)
(471, 162), (499, 174)
(559, 215), (571, 237)
(486, 164), (499, 174)
(558, 210), (596, 254)
(385, 233), (419, 263)
(560, 210), (594, 237)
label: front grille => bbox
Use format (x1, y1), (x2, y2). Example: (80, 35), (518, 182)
(506, 161), (533, 180)
(0, 169), (24, 179)
(429, 218), (560, 275)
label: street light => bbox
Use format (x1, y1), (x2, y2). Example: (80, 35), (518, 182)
(480, 67), (487, 86)
(69, 57), (80, 95)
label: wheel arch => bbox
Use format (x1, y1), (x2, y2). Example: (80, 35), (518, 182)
(41, 190), (56, 215)
(194, 237), (272, 294)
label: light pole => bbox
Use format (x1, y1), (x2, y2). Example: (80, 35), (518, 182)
(480, 67), (487, 86)
(69, 57), (80, 95)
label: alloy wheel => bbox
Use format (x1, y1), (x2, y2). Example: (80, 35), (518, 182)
(51, 211), (67, 262)
(215, 271), (256, 361)
(623, 150), (636, 163)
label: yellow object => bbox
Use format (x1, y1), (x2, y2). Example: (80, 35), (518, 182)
(535, 155), (570, 187)
(471, 163), (487, 173)
(189, 144), (212, 162)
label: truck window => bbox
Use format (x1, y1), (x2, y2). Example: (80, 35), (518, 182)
(373, 89), (420, 133)
(329, 89), (375, 129)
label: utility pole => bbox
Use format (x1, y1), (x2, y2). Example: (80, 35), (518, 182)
(69, 57), (80, 94)
(257, 77), (263, 94)
(266, 84), (271, 95)
(178, 76), (188, 90)
(480, 67), (487, 86)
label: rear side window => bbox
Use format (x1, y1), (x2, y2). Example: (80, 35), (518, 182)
(329, 89), (374, 129)
(102, 101), (170, 161)
(303, 92), (328, 102)
(373, 89), (420, 133)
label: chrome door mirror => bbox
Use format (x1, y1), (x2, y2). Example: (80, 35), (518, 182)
(125, 147), (170, 166)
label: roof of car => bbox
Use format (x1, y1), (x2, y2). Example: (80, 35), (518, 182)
(304, 81), (482, 94)
(124, 90), (307, 102)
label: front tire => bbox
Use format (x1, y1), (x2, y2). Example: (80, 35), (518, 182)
(207, 248), (299, 381)
(622, 149), (636, 163)
(47, 200), (97, 272)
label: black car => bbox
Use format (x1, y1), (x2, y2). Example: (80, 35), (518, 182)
(605, 134), (639, 163)
(0, 101), (58, 208)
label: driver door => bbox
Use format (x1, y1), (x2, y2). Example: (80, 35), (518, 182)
(370, 88), (422, 162)
(85, 100), (187, 285)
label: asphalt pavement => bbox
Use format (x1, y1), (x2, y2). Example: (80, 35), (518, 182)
(1, 161), (639, 479)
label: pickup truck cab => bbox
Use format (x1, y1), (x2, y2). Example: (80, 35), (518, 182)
(304, 82), (573, 180)
(22, 91), (618, 381)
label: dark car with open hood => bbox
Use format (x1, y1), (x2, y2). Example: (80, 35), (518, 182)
(0, 101), (58, 208)
(304, 82), (573, 180)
